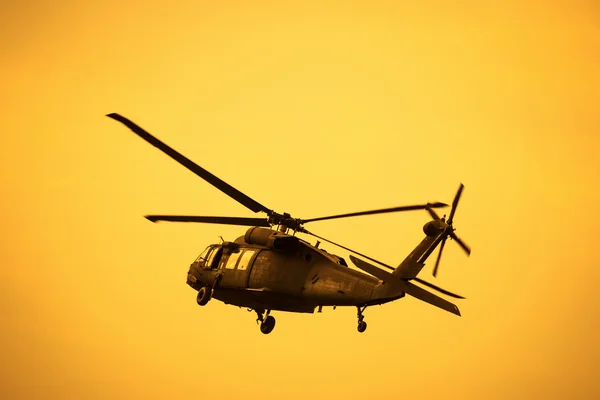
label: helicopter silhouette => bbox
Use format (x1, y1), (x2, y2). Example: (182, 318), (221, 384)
(107, 113), (471, 334)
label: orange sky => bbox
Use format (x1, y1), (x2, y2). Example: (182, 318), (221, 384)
(2, 1), (599, 399)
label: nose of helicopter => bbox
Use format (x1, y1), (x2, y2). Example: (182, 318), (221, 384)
(186, 263), (203, 289)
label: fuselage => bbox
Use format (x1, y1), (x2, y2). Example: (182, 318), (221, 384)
(186, 228), (399, 313)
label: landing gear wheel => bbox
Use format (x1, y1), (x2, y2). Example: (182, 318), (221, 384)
(196, 286), (212, 306)
(260, 315), (276, 334)
(356, 305), (368, 333)
(357, 321), (367, 333)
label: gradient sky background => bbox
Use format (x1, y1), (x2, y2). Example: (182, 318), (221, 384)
(2, 1), (599, 399)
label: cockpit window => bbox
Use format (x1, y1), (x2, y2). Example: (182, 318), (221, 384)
(206, 247), (220, 268)
(195, 247), (211, 263)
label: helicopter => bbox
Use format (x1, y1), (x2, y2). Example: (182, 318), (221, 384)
(107, 113), (471, 334)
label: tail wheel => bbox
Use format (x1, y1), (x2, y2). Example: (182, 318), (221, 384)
(260, 315), (276, 334)
(196, 286), (212, 306)
(357, 321), (367, 333)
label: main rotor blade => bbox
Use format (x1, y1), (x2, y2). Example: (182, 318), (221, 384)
(303, 230), (395, 271)
(450, 233), (471, 255)
(447, 183), (464, 225)
(145, 215), (270, 227)
(302, 202), (447, 224)
(107, 113), (271, 214)
(432, 237), (447, 277)
(413, 277), (465, 299)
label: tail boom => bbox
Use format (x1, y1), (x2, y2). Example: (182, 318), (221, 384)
(349, 255), (461, 316)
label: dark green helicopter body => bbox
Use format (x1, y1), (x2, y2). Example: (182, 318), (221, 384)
(187, 227), (384, 314)
(107, 113), (471, 334)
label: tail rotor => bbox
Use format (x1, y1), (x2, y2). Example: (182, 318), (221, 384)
(430, 184), (471, 277)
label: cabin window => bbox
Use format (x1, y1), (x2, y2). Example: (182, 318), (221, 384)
(237, 250), (255, 271)
(225, 251), (241, 269)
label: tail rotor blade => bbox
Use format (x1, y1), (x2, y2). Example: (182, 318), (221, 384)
(447, 183), (464, 225)
(450, 233), (471, 256)
(432, 237), (447, 277)
(429, 183), (470, 278)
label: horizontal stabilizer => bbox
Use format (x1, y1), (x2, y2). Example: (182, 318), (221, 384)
(350, 255), (461, 316)
(401, 281), (461, 316)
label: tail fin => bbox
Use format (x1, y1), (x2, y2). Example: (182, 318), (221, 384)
(395, 184), (472, 279)
(349, 255), (461, 316)
(393, 225), (445, 279)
